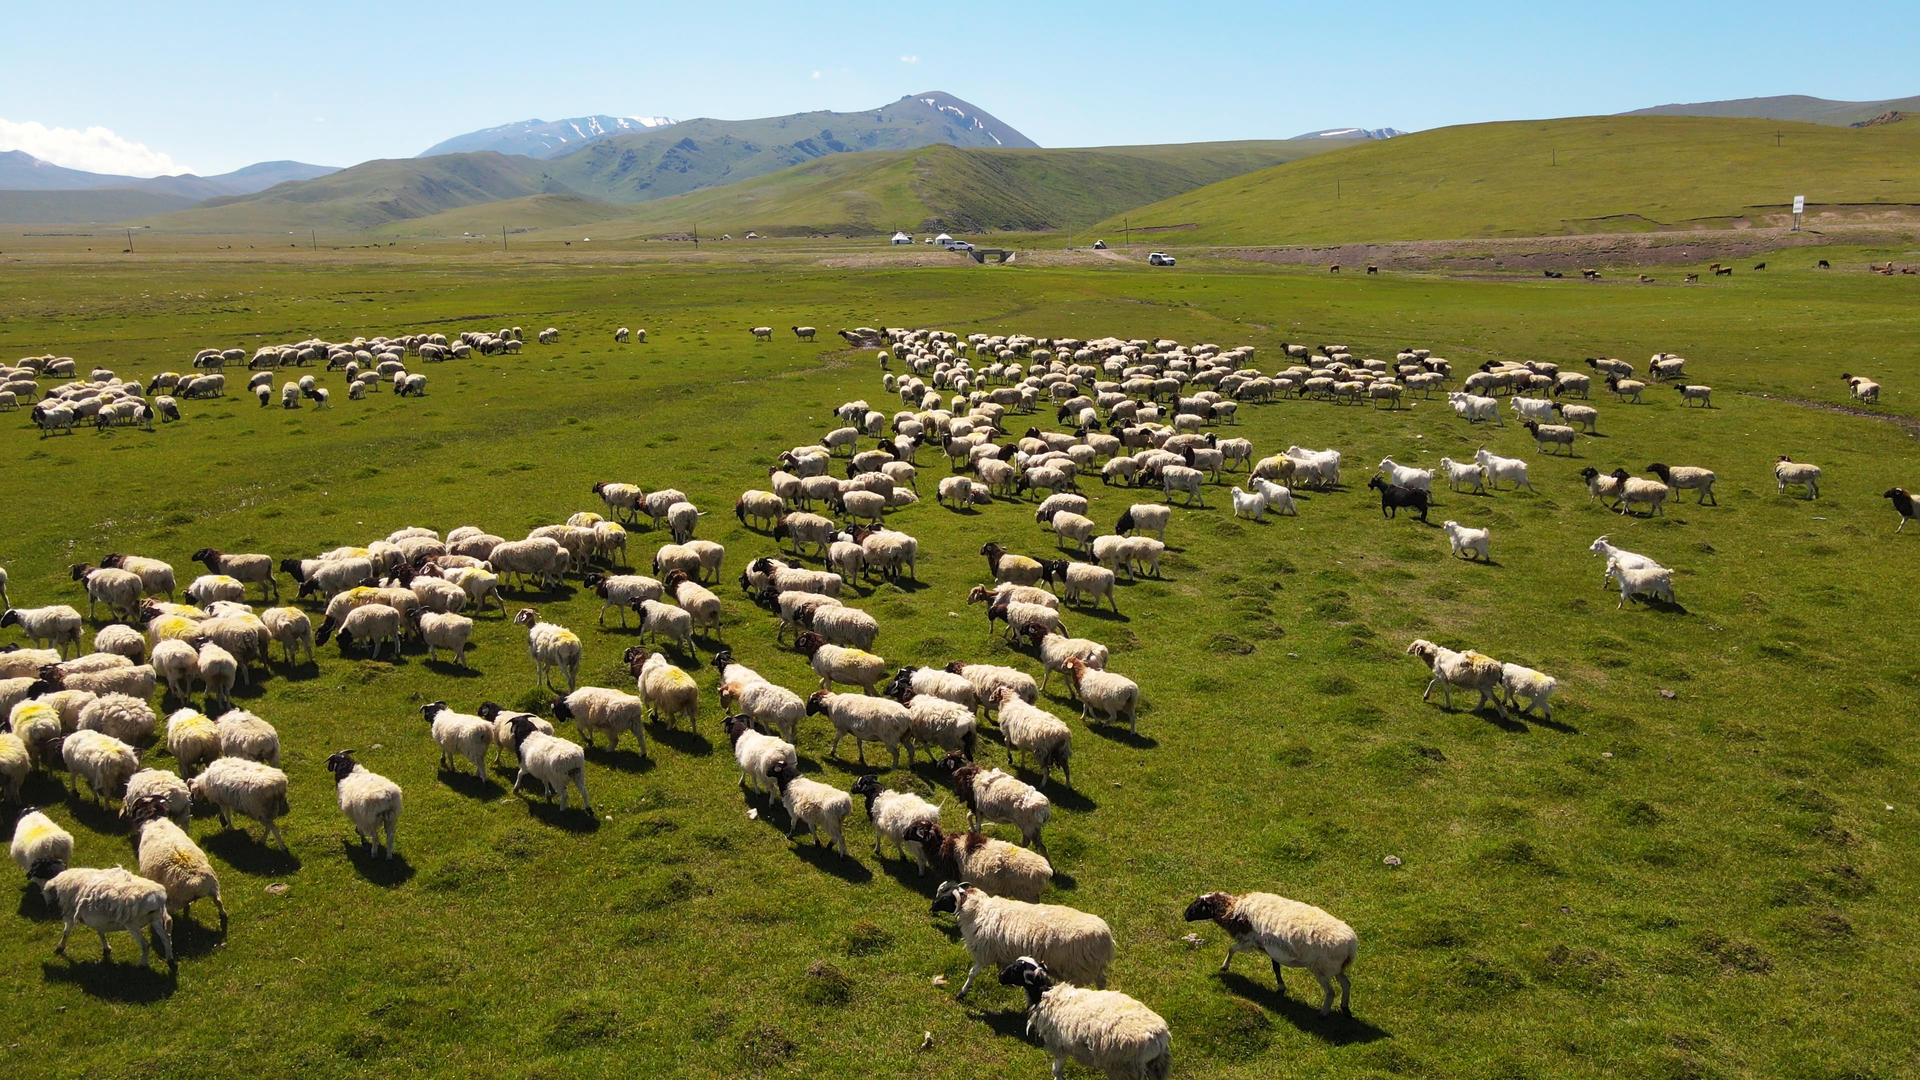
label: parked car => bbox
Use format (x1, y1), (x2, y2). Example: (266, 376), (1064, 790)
(949, 241), (975, 252)
(1148, 252), (1177, 266)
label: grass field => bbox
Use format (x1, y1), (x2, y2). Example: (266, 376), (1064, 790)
(2, 247), (1916, 1080)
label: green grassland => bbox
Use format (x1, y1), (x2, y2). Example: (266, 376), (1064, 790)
(1, 249), (1916, 1080)
(1099, 115), (1920, 244)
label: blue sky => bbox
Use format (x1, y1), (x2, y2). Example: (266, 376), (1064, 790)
(4, 0), (1917, 175)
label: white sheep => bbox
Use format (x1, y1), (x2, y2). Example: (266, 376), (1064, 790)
(807, 690), (911, 766)
(1775, 456), (1821, 499)
(850, 774), (941, 869)
(504, 716), (592, 813)
(1115, 503), (1172, 540)
(10, 808), (73, 881)
(512, 608), (581, 691)
(215, 708), (280, 766)
(1447, 391), (1501, 425)
(1230, 486), (1268, 521)
(998, 691), (1074, 789)
(190, 756), (290, 849)
(92, 623), (147, 663)
(1376, 457), (1433, 492)
(1677, 384), (1713, 408)
(62, 729), (139, 804)
(764, 759), (851, 856)
(1520, 420), (1577, 455)
(185, 574), (246, 607)
(197, 641), (239, 706)
(1606, 560), (1675, 609)
(1406, 639), (1507, 719)
(165, 708), (220, 775)
(932, 880), (1114, 998)
(1059, 658), (1140, 733)
(73, 565), (144, 623)
(1613, 471), (1669, 517)
(944, 756), (1051, 852)
(632, 597), (695, 652)
(1510, 395), (1557, 423)
(324, 750), (403, 859)
(45, 866), (174, 969)
(794, 632), (887, 694)
(905, 821), (1053, 902)
(998, 957), (1171, 1080)
(718, 671), (806, 744)
(946, 662), (1038, 719)
(1646, 463), (1717, 505)
(1, 605), (84, 658)
(554, 686), (650, 756)
(1474, 447), (1533, 491)
(1437, 457), (1485, 493)
(121, 768), (191, 827)
(1500, 662), (1559, 720)
(420, 700), (490, 777)
(723, 715), (798, 804)
(1441, 520), (1491, 561)
(0, 731), (26, 803)
(1183, 890), (1357, 1015)
(77, 692), (157, 745)
(1587, 535), (1663, 587)
(126, 791), (227, 929)
(485, 537), (569, 590)
(629, 648), (700, 730)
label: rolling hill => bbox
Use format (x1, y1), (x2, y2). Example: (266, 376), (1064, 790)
(1623, 93), (1920, 126)
(381, 139), (1359, 240)
(0, 153), (341, 224)
(1092, 114), (1920, 246)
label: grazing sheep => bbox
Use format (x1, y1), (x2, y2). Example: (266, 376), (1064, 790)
(45, 866), (174, 969)
(1677, 384), (1713, 408)
(323, 750), (402, 859)
(1441, 520), (1491, 561)
(794, 631), (887, 694)
(627, 647), (700, 730)
(1646, 463), (1717, 505)
(807, 690), (911, 766)
(317, 602), (403, 659)
(211, 707), (278, 766)
(763, 759), (850, 856)
(1610, 469), (1669, 517)
(944, 752), (1051, 851)
(1500, 662), (1559, 720)
(100, 554), (176, 600)
(190, 548), (278, 602)
(1247, 477), (1297, 517)
(932, 881), (1113, 998)
(1519, 419), (1578, 455)
(1605, 560), (1676, 609)
(165, 708), (220, 775)
(1884, 488), (1919, 533)
(1183, 890), (1357, 1016)
(190, 756), (290, 849)
(1775, 456), (1821, 499)
(723, 714), (798, 804)
(197, 642), (239, 706)
(1115, 503), (1172, 541)
(72, 565), (144, 623)
(905, 821), (1052, 902)
(772, 512), (836, 559)
(553, 687), (650, 756)
(1406, 639), (1507, 719)
(77, 692), (156, 745)
(504, 716), (592, 813)
(0, 731), (27, 802)
(62, 729), (139, 804)
(127, 792), (227, 929)
(1157, 463), (1207, 507)
(997, 691), (1073, 788)
(121, 768), (190, 828)
(11, 808), (73, 881)
(409, 609), (474, 667)
(998, 957), (1171, 1080)
(851, 774), (942, 868)
(1, 605), (84, 658)
(981, 542), (1049, 588)
(512, 608), (582, 690)
(1059, 657), (1140, 732)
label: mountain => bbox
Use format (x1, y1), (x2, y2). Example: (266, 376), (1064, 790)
(1093, 114), (1920, 246)
(381, 139), (1355, 240)
(1293, 127), (1404, 140)
(1623, 94), (1920, 127)
(144, 152), (569, 231)
(418, 115), (677, 159)
(0, 153), (341, 223)
(0, 189), (201, 224)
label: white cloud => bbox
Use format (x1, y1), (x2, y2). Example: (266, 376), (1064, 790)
(900, 54), (919, 63)
(0, 118), (192, 177)
(811, 70), (822, 79)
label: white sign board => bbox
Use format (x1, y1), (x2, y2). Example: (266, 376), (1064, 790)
(1793, 195), (1805, 214)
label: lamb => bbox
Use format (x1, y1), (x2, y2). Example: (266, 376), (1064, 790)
(504, 715), (592, 813)
(165, 708), (220, 775)
(422, 701), (491, 777)
(628, 647), (700, 730)
(72, 566), (144, 623)
(45, 866), (175, 970)
(794, 631), (887, 694)
(1677, 384), (1713, 408)
(1519, 419), (1578, 455)
(1441, 520), (1491, 561)
(93, 623), (146, 663)
(1059, 657), (1140, 732)
(1376, 457), (1433, 492)
(1437, 457), (1486, 494)
(77, 692), (157, 744)
(1248, 477), (1298, 517)
(1114, 503), (1172, 541)
(215, 708), (280, 766)
(723, 714), (798, 804)
(1473, 448), (1533, 491)
(62, 729), (140, 803)
(763, 759), (850, 856)
(904, 821), (1053, 902)
(553, 686), (650, 756)
(1230, 486), (1268, 522)
(1500, 662), (1559, 720)
(1884, 488), (1919, 533)
(190, 548), (278, 602)
(190, 756), (290, 849)
(807, 690), (911, 766)
(945, 661), (1039, 718)
(1183, 890), (1357, 1016)
(932, 881), (1114, 998)
(1605, 560), (1676, 609)
(127, 792), (228, 929)
(1610, 469), (1669, 517)
(1405, 639), (1508, 719)
(1775, 456), (1821, 499)
(512, 608), (582, 690)
(10, 808), (73, 881)
(322, 750), (403, 859)
(998, 957), (1172, 1080)
(1, 605), (84, 658)
(1646, 463), (1717, 505)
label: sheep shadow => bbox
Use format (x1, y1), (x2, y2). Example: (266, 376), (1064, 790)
(1036, 783), (1098, 813)
(1633, 598), (1690, 615)
(342, 843), (416, 886)
(1217, 972), (1389, 1043)
(1070, 606), (1130, 624)
(268, 659), (322, 682)
(63, 795), (128, 835)
(15, 886), (59, 922)
(199, 831), (301, 875)
(423, 659), (484, 678)
(166, 913), (229, 958)
(40, 957), (178, 1002)
(646, 724), (712, 757)
(970, 997), (1038, 1036)
(439, 767), (499, 798)
(876, 855), (944, 900)
(588, 745), (657, 774)
(788, 842), (873, 883)
(1085, 725), (1158, 749)
(523, 800), (601, 832)
(18, 772), (68, 807)
(1520, 711), (1581, 735)
(873, 576), (932, 595)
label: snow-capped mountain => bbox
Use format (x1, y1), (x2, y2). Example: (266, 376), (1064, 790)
(418, 115), (677, 159)
(908, 91), (1038, 149)
(1292, 127), (1404, 141)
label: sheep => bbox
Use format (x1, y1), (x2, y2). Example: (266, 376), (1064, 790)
(1230, 486), (1269, 522)
(93, 623), (146, 663)
(585, 572), (664, 628)
(0, 646), (59, 680)
(1441, 520), (1491, 561)
(1606, 375), (1645, 403)
(1447, 391), (1501, 425)
(663, 568), (724, 640)
(842, 776), (937, 869)
(971, 582), (1062, 613)
(1647, 463), (1717, 505)
(1033, 493), (1090, 530)
(10, 699), (65, 767)
(318, 602), (403, 659)
(807, 690), (911, 766)
(794, 602), (878, 651)
(751, 326), (773, 342)
(190, 548), (277, 602)
(626, 597), (693, 653)
(793, 325), (818, 341)
(1775, 456), (1821, 499)
(504, 716), (592, 813)
(1183, 890), (1357, 1016)
(627, 647), (701, 730)
(1843, 373), (1881, 404)
(196, 641), (239, 706)
(722, 714), (798, 804)
(981, 542), (1048, 587)
(998, 957), (1172, 1080)
(77, 692), (157, 745)
(281, 555), (374, 599)
(1059, 657), (1140, 732)
(1049, 511), (1099, 555)
(1, 605), (83, 658)
(1510, 395), (1557, 423)
(484, 537), (570, 591)
(45, 866), (174, 970)
(945, 661), (1039, 719)
(121, 767), (191, 827)
(165, 708), (220, 775)
(988, 597), (1069, 643)
(763, 759), (850, 856)
(1038, 560), (1118, 614)
(1587, 535), (1664, 586)
(905, 821), (1052, 902)
(1376, 457), (1433, 492)
(62, 729), (139, 804)
(322, 750), (402, 859)
(718, 674), (806, 746)
(0, 732), (27, 803)
(10, 808), (73, 881)
(99, 553), (176, 600)
(932, 880), (1114, 998)
(190, 756), (290, 849)
(552, 687), (650, 756)
(512, 608), (581, 691)
(735, 490), (785, 531)
(408, 574), (470, 615)
(1406, 639), (1507, 719)
(126, 792), (227, 929)
(1606, 560), (1676, 609)
(855, 526), (919, 582)
(1884, 488), (1919, 533)
(1158, 463), (1207, 507)
(1243, 477), (1297, 517)
(1552, 401), (1600, 433)
(1367, 476), (1430, 522)
(1520, 419), (1578, 455)
(1437, 457), (1485, 493)
(1500, 662), (1559, 720)
(1610, 469), (1669, 517)
(72, 565), (144, 623)
(1677, 384), (1713, 408)
(1472, 448), (1533, 492)
(772, 512), (836, 558)
(793, 631), (887, 694)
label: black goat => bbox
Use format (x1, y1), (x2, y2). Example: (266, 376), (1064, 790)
(1367, 476), (1430, 522)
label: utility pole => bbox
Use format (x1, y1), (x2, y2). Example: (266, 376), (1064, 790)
(1774, 131), (1783, 148)
(1124, 218), (1130, 245)
(502, 224), (508, 252)
(1550, 148), (1556, 167)
(125, 227), (134, 253)
(310, 229), (316, 252)
(693, 223), (699, 248)
(1336, 179), (1341, 202)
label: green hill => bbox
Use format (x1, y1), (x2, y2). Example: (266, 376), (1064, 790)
(387, 140), (1356, 240)
(0, 188), (200, 224)
(1624, 93), (1920, 126)
(1095, 115), (1920, 245)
